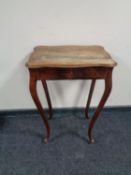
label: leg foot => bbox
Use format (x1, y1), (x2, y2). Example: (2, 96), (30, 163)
(88, 138), (95, 144)
(44, 138), (48, 144)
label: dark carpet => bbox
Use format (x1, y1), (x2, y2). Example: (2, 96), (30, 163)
(0, 109), (131, 175)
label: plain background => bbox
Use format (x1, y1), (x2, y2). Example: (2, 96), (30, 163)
(0, 0), (131, 109)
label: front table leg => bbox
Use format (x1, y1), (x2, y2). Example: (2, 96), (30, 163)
(88, 75), (112, 143)
(29, 77), (50, 143)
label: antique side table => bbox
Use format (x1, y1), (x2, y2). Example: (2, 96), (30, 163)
(26, 45), (117, 143)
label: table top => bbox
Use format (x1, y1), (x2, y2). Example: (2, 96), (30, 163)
(26, 45), (117, 68)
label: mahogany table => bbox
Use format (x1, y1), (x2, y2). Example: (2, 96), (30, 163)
(26, 45), (117, 143)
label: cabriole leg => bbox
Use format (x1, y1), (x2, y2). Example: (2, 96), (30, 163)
(29, 77), (50, 143)
(88, 75), (112, 143)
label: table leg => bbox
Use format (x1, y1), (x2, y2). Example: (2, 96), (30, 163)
(85, 79), (96, 119)
(42, 80), (53, 119)
(29, 77), (50, 143)
(88, 75), (112, 143)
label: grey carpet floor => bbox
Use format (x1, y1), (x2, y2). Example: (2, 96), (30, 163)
(0, 109), (131, 175)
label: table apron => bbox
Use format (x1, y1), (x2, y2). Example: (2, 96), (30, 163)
(29, 67), (113, 80)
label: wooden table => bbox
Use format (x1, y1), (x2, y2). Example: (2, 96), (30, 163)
(26, 45), (117, 143)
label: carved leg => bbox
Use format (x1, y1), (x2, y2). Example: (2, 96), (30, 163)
(85, 79), (96, 119)
(42, 80), (53, 119)
(29, 77), (50, 143)
(88, 75), (112, 143)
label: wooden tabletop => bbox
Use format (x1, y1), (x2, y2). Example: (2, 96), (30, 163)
(26, 45), (117, 68)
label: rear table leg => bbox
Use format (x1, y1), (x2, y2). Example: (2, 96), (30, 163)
(85, 79), (96, 119)
(42, 80), (53, 119)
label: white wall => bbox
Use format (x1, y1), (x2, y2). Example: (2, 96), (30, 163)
(0, 0), (131, 109)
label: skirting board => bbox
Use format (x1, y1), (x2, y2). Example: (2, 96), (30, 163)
(0, 106), (131, 117)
